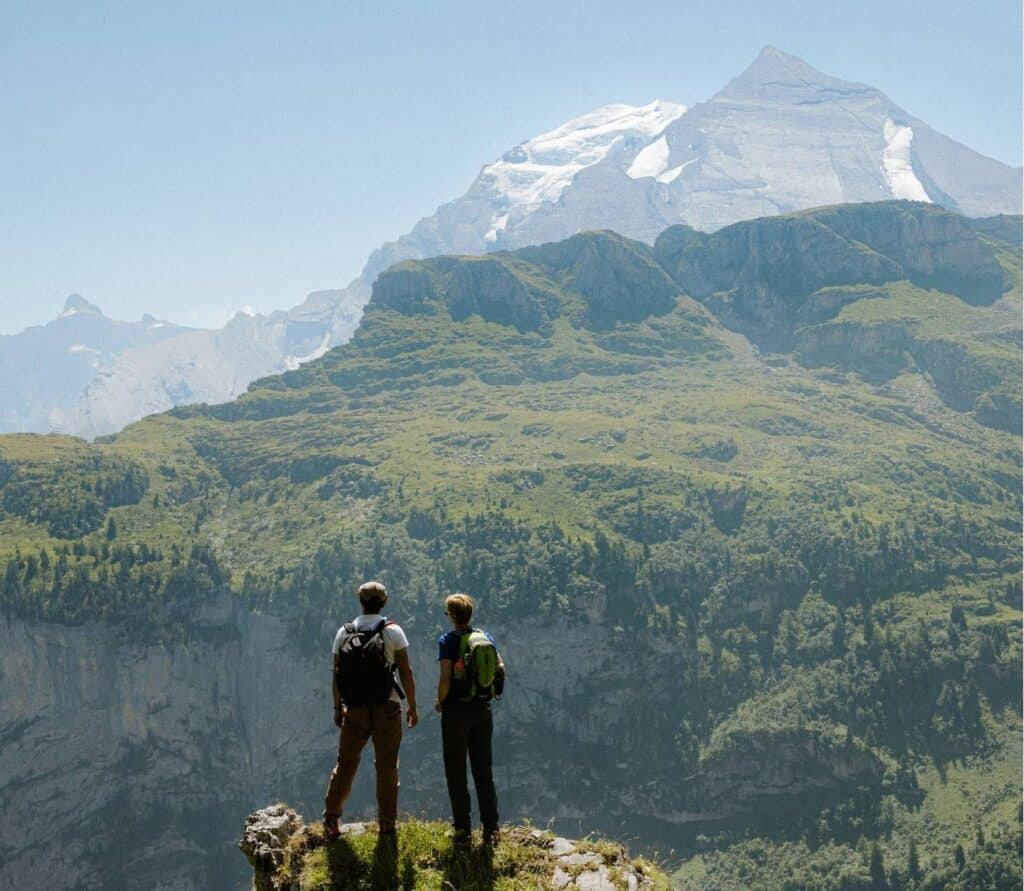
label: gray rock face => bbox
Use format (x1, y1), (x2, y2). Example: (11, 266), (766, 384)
(0, 606), (875, 890)
(5, 48), (1018, 439)
(240, 805), (305, 890)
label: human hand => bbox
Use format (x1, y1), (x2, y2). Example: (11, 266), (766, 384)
(406, 706), (419, 728)
(434, 699), (443, 713)
(333, 706), (345, 728)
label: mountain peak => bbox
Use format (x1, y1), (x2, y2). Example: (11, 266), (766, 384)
(59, 294), (104, 319)
(717, 46), (871, 100)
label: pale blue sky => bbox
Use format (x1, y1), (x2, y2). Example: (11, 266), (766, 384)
(1, 0), (1020, 334)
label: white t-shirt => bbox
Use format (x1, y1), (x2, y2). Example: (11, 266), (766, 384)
(332, 615), (410, 703)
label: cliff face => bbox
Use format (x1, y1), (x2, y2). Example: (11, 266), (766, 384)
(0, 601), (326, 889)
(653, 202), (1005, 350)
(0, 604), (878, 889)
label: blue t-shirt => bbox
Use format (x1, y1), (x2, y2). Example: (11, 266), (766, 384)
(437, 628), (497, 662)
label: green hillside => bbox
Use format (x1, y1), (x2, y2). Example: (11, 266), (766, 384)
(1, 202), (1020, 888)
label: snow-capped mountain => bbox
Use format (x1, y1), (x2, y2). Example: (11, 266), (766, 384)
(55, 287), (367, 438)
(5, 47), (1020, 438)
(364, 46), (1020, 274)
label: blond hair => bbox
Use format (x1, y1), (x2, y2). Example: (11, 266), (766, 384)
(445, 593), (474, 625)
(358, 581), (388, 612)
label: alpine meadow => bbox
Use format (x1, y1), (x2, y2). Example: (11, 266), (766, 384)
(1, 200), (1021, 889)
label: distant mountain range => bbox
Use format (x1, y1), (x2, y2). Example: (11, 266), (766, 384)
(4, 46), (1020, 438)
(0, 295), (193, 434)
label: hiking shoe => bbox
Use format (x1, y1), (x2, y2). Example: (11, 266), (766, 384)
(322, 813), (341, 841)
(452, 829), (472, 847)
(484, 829), (500, 847)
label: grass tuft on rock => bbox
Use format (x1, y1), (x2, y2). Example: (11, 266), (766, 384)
(277, 820), (670, 890)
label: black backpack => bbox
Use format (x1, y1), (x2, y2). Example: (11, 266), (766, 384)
(334, 619), (399, 707)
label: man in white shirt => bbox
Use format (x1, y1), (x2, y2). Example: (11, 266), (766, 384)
(323, 581), (418, 838)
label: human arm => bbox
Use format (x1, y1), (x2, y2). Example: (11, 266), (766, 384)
(495, 652), (506, 695)
(394, 647), (418, 728)
(435, 659), (453, 712)
(332, 653), (344, 728)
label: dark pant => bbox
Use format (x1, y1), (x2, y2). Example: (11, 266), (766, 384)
(441, 702), (499, 833)
(324, 700), (403, 831)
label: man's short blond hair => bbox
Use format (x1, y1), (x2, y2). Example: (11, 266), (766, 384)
(445, 593), (474, 625)
(358, 581), (388, 612)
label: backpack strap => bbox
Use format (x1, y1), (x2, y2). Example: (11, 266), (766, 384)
(372, 617), (407, 701)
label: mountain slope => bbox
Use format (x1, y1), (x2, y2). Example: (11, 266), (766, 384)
(0, 202), (1020, 889)
(7, 48), (1020, 439)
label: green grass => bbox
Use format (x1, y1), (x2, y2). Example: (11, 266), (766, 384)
(276, 821), (670, 890)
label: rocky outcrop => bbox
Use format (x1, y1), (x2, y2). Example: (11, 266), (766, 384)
(372, 231), (686, 335)
(240, 805), (305, 891)
(676, 728), (884, 822)
(795, 319), (914, 383)
(653, 202), (1005, 350)
(239, 805), (660, 890)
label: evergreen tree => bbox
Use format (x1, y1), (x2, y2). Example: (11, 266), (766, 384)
(863, 604), (875, 645)
(908, 838), (921, 882)
(870, 843), (888, 889)
(106, 516), (117, 541)
(954, 843), (966, 870)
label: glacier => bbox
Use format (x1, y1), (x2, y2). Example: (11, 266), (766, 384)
(882, 119), (932, 202)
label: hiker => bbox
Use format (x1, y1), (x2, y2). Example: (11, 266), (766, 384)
(323, 581), (418, 838)
(434, 592), (505, 845)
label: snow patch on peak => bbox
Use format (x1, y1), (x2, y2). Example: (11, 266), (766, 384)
(882, 119), (931, 202)
(284, 332), (331, 372)
(484, 212), (510, 244)
(627, 135), (671, 180)
(481, 100), (686, 210)
(656, 157), (698, 184)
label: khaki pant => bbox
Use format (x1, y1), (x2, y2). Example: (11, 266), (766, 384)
(324, 700), (403, 830)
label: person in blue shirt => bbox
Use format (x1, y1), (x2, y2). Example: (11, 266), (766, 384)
(434, 592), (505, 845)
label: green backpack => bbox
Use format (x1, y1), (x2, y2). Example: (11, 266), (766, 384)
(456, 629), (500, 702)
